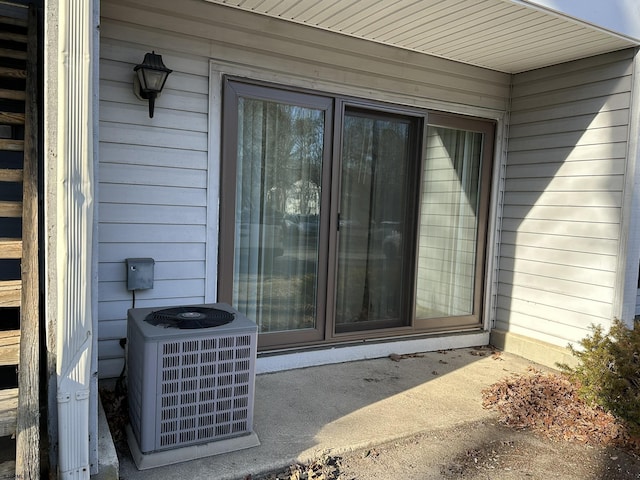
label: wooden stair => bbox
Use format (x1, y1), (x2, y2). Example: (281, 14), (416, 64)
(0, 7), (39, 479)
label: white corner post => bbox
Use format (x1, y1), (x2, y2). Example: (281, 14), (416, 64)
(616, 47), (640, 327)
(53, 0), (95, 478)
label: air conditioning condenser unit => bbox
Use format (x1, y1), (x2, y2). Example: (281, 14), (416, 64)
(126, 303), (260, 469)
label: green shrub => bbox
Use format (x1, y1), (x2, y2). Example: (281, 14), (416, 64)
(557, 319), (640, 433)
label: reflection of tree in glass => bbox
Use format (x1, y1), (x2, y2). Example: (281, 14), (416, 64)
(287, 109), (324, 215)
(235, 98), (325, 334)
(237, 99), (324, 220)
(341, 115), (410, 227)
(337, 111), (414, 326)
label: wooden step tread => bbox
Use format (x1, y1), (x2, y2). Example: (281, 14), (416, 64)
(0, 66), (25, 79)
(0, 139), (23, 152)
(0, 461), (15, 479)
(0, 32), (26, 43)
(0, 112), (24, 125)
(0, 89), (24, 101)
(0, 15), (27, 28)
(0, 169), (22, 183)
(0, 49), (25, 61)
(0, 388), (18, 438)
(0, 201), (21, 218)
(0, 239), (21, 259)
(0, 330), (19, 367)
(0, 281), (20, 308)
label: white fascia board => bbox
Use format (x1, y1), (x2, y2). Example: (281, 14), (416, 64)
(515, 0), (640, 43)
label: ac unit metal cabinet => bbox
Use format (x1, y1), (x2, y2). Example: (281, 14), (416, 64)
(127, 303), (258, 456)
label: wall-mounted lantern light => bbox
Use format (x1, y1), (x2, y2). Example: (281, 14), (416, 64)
(133, 51), (172, 118)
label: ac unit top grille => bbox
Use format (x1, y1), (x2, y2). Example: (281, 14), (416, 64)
(145, 305), (235, 329)
(128, 303), (257, 342)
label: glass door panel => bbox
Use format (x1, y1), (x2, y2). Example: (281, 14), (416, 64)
(415, 124), (486, 322)
(335, 109), (419, 333)
(228, 86), (330, 340)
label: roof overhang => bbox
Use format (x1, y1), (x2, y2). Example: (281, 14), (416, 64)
(205, 0), (639, 73)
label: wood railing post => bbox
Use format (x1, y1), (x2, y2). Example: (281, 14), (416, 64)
(15, 5), (40, 480)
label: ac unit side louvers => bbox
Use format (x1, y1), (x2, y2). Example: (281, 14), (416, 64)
(126, 303), (259, 469)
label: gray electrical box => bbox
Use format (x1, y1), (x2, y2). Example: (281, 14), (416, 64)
(126, 258), (155, 291)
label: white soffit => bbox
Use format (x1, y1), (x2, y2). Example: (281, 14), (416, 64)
(205, 0), (638, 73)
(521, 0), (640, 42)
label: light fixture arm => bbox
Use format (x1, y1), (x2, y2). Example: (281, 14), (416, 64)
(146, 92), (157, 119)
(133, 51), (172, 118)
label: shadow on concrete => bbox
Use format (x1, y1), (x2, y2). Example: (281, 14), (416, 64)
(110, 348), (542, 480)
(332, 420), (640, 480)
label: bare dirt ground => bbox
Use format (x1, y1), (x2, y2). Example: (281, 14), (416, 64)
(253, 419), (640, 480)
(252, 366), (640, 480)
(103, 352), (639, 480)
(342, 421), (639, 480)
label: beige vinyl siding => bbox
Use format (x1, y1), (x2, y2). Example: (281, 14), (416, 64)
(98, 39), (211, 377)
(97, 0), (510, 378)
(496, 49), (634, 347)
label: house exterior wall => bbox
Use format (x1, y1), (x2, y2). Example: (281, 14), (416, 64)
(97, 0), (510, 378)
(98, 35), (211, 377)
(494, 49), (636, 351)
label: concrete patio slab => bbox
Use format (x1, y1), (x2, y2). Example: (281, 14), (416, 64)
(111, 347), (543, 480)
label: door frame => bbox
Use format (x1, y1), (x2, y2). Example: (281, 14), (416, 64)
(326, 99), (426, 339)
(209, 61), (503, 351)
(219, 77), (335, 348)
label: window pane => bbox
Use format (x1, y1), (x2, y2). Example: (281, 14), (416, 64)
(233, 97), (325, 333)
(415, 126), (483, 318)
(335, 111), (416, 332)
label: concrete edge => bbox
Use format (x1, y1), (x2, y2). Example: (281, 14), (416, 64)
(126, 425), (260, 470)
(490, 329), (578, 370)
(92, 395), (119, 480)
(257, 330), (490, 373)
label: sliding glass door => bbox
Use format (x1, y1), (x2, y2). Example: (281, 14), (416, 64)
(219, 80), (333, 346)
(335, 108), (421, 333)
(219, 78), (494, 348)
(414, 114), (494, 330)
